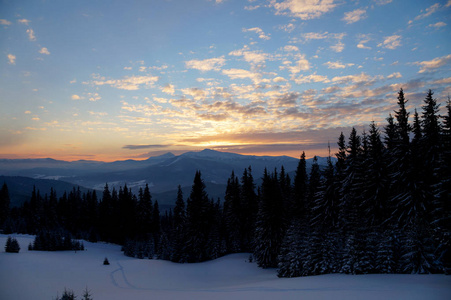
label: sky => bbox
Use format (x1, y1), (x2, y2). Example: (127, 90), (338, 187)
(1, 0), (450, 161)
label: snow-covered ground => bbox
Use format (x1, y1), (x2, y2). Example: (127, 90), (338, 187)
(0, 234), (450, 300)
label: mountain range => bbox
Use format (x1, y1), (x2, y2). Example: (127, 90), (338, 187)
(0, 149), (333, 208)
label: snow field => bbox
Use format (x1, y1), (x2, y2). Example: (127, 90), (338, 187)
(0, 234), (450, 300)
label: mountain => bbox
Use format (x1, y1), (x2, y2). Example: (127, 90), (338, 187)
(0, 176), (92, 207)
(0, 149), (334, 207)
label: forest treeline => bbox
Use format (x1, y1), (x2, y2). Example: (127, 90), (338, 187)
(0, 89), (449, 276)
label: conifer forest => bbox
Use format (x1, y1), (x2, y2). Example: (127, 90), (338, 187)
(1, 89), (450, 277)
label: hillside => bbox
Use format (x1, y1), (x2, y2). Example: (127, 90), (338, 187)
(0, 149), (332, 207)
(0, 234), (450, 300)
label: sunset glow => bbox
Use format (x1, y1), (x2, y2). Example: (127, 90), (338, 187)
(1, 0), (450, 161)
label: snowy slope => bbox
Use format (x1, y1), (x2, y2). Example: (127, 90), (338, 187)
(1, 234), (450, 300)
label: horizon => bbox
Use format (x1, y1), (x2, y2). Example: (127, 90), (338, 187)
(0, 147), (331, 162)
(1, 1), (450, 162)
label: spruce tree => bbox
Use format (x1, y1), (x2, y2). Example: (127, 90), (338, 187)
(5, 236), (20, 253)
(240, 167), (257, 252)
(361, 122), (389, 228)
(185, 171), (214, 262)
(0, 183), (10, 228)
(293, 152), (308, 220)
(254, 169), (285, 268)
(171, 185), (186, 262)
(223, 171), (242, 252)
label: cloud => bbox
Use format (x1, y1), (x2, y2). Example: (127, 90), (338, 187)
(387, 72), (402, 79)
(243, 27), (271, 40)
(447, 0), (451, 7)
(198, 112), (231, 121)
(428, 22), (446, 28)
(301, 31), (346, 52)
(26, 28), (36, 41)
(87, 92), (101, 102)
(279, 23), (295, 32)
(7, 54), (16, 65)
(162, 84), (175, 95)
(273, 76), (287, 83)
(377, 35), (401, 49)
(342, 9), (367, 24)
(0, 19), (11, 25)
(181, 88), (207, 100)
(229, 47), (268, 65)
(271, 0), (338, 20)
(185, 56), (226, 72)
(89, 74), (159, 90)
(284, 54), (310, 74)
(18, 19), (31, 25)
(39, 47), (50, 55)
(123, 144), (169, 150)
(330, 40), (344, 52)
(374, 0), (392, 5)
(245, 5), (260, 10)
(412, 54), (451, 73)
(283, 45), (299, 52)
(302, 31), (330, 41)
(292, 74), (330, 84)
(357, 34), (371, 49)
(409, 3), (441, 24)
(323, 61), (354, 69)
(332, 72), (375, 84)
(222, 68), (262, 83)
(71, 94), (81, 100)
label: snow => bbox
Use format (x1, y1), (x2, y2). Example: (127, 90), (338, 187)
(1, 234), (450, 300)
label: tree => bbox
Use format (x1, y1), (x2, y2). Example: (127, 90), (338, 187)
(293, 152), (308, 220)
(223, 171), (242, 252)
(171, 185), (186, 262)
(137, 184), (153, 239)
(420, 89), (443, 225)
(185, 171), (215, 262)
(361, 122), (389, 228)
(82, 287), (93, 300)
(339, 127), (362, 234)
(311, 153), (338, 231)
(240, 167), (257, 252)
(5, 236), (20, 253)
(0, 183), (10, 228)
(394, 88), (411, 146)
(254, 169), (285, 268)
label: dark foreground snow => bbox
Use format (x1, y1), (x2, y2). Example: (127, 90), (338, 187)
(0, 234), (450, 300)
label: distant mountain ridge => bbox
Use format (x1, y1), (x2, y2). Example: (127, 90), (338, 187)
(0, 149), (334, 207)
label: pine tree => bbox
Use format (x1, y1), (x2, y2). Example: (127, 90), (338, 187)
(0, 183), (10, 228)
(240, 167), (257, 252)
(5, 236), (20, 253)
(137, 184), (153, 240)
(308, 156), (321, 220)
(420, 89), (443, 225)
(185, 171), (214, 262)
(339, 128), (362, 234)
(254, 169), (285, 268)
(292, 152), (308, 220)
(312, 154), (338, 229)
(171, 185), (186, 262)
(82, 287), (93, 300)
(277, 221), (306, 277)
(384, 114), (397, 151)
(361, 122), (389, 228)
(223, 171), (242, 252)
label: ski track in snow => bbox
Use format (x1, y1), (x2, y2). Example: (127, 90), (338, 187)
(1, 235), (451, 300)
(110, 261), (139, 290)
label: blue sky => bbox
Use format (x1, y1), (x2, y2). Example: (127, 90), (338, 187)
(1, 0), (450, 161)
